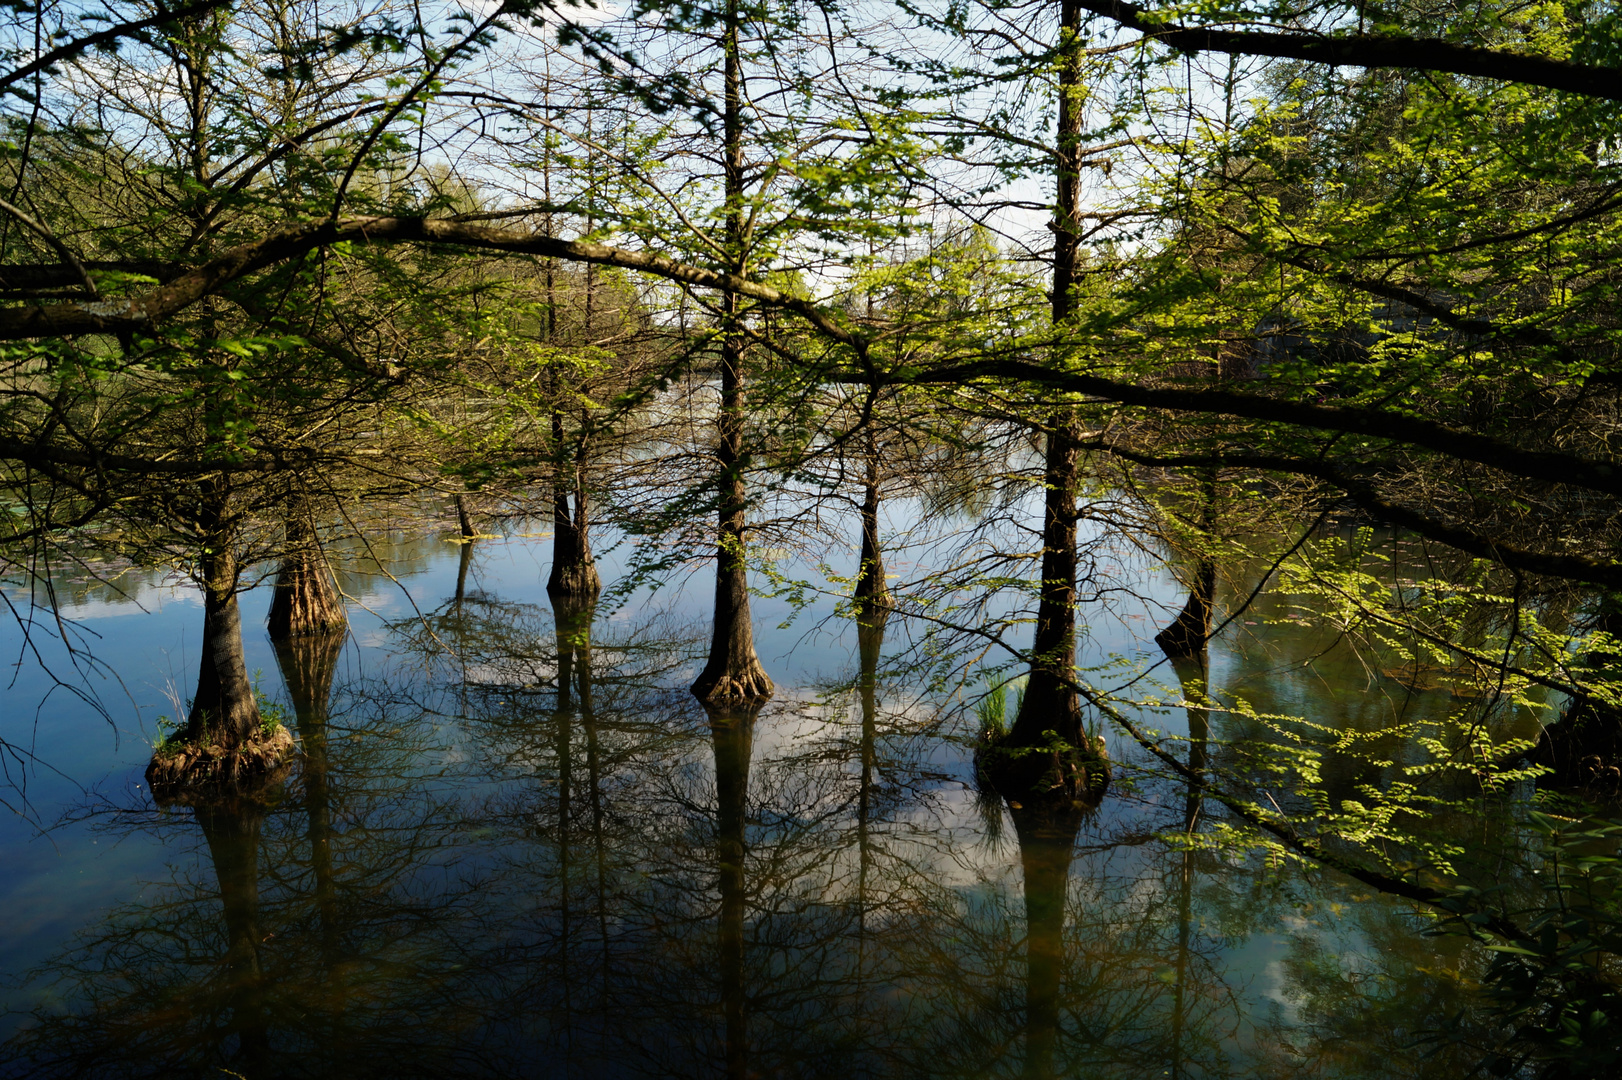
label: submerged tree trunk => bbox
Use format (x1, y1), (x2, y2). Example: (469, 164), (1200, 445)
(705, 700), (759, 1080)
(693, 1), (772, 707)
(454, 492), (476, 540)
(267, 508), (346, 639)
(854, 439), (891, 617)
(548, 411), (602, 598)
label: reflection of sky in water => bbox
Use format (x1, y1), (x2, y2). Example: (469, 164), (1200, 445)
(0, 510), (1498, 1076)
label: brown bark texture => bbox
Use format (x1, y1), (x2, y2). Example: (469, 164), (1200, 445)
(267, 512), (346, 639)
(692, 3), (773, 708)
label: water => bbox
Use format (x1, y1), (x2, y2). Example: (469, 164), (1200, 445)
(0, 510), (1538, 1078)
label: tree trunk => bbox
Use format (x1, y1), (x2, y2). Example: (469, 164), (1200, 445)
(187, 533), (260, 748)
(1008, 0), (1088, 764)
(693, 0), (772, 706)
(454, 492), (476, 539)
(150, 490), (293, 794)
(548, 411), (602, 598)
(854, 440), (891, 617)
(1156, 470), (1219, 659)
(1010, 417), (1085, 752)
(1155, 558), (1216, 659)
(267, 508), (346, 639)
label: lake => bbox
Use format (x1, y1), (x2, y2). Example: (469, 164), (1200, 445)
(0, 501), (1550, 1078)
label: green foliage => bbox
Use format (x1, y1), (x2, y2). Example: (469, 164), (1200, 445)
(1429, 812), (1622, 1079)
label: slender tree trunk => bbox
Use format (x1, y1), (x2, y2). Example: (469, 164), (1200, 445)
(1009, 0), (1088, 759)
(454, 493), (476, 540)
(267, 506), (346, 639)
(693, 0), (772, 705)
(548, 412), (601, 597)
(855, 437), (891, 617)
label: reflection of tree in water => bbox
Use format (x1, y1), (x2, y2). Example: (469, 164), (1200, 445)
(7, 571), (1528, 1078)
(8, 634), (500, 1078)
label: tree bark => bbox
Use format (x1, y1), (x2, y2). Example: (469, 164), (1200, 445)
(186, 510), (260, 748)
(1155, 559), (1216, 659)
(266, 507), (346, 639)
(854, 439), (891, 617)
(1009, 0), (1087, 761)
(693, 0), (772, 706)
(548, 412), (601, 598)
(1156, 470), (1219, 658)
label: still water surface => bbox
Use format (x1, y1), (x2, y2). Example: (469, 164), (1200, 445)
(0, 514), (1506, 1078)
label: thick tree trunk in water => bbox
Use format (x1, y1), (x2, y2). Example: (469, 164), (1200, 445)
(267, 510), (346, 639)
(454, 493), (476, 539)
(188, 539), (260, 748)
(149, 495), (293, 794)
(1155, 559), (1216, 659)
(1156, 470), (1218, 659)
(691, 420), (774, 703)
(548, 412), (602, 598)
(693, 0), (772, 707)
(854, 444), (891, 617)
(705, 700), (759, 1080)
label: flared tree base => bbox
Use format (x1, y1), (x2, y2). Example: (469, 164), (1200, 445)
(266, 554), (347, 640)
(547, 559), (602, 600)
(976, 734), (1110, 809)
(146, 726), (295, 803)
(691, 661), (775, 707)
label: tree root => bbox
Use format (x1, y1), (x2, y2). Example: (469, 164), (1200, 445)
(146, 726), (296, 805)
(977, 734), (1111, 811)
(692, 662), (775, 706)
